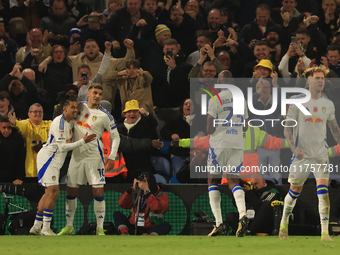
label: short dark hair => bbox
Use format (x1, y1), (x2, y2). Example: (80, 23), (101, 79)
(52, 0), (66, 7)
(63, 84), (78, 94)
(296, 28), (310, 37)
(125, 60), (141, 69)
(203, 61), (216, 69)
(78, 64), (91, 73)
(170, 5), (181, 13)
(0, 91), (10, 101)
(196, 30), (214, 44)
(256, 4), (270, 13)
(0, 116), (10, 123)
(57, 91), (77, 108)
(84, 38), (98, 46)
(164, 38), (178, 46)
(254, 40), (268, 48)
(327, 44), (340, 55)
(88, 83), (103, 91)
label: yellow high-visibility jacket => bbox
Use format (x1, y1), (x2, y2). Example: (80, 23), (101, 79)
(13, 119), (52, 178)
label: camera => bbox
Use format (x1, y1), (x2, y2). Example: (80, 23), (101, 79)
(81, 72), (87, 80)
(134, 170), (145, 182)
(137, 173), (146, 182)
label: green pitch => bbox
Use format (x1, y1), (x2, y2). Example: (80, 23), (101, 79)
(0, 236), (339, 255)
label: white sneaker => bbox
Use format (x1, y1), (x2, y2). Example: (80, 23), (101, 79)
(41, 229), (57, 236)
(29, 227), (42, 236)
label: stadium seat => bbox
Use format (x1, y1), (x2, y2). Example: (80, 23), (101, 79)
(169, 175), (180, 184)
(171, 156), (187, 176)
(151, 156), (171, 182)
(154, 174), (167, 184)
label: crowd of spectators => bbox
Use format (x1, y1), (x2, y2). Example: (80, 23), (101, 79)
(1, 0), (340, 188)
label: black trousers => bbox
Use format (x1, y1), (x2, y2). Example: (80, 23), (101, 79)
(226, 201), (274, 234)
(113, 211), (171, 235)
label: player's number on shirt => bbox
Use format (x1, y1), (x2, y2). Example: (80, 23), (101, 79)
(222, 107), (244, 126)
(97, 169), (105, 177)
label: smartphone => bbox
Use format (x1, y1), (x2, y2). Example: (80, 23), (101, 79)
(72, 37), (81, 45)
(291, 36), (298, 44)
(88, 16), (100, 22)
(167, 51), (173, 58)
(81, 72), (87, 80)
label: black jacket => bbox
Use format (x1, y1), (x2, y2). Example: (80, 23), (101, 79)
(158, 9), (197, 57)
(0, 74), (38, 119)
(240, 19), (282, 45)
(118, 115), (158, 178)
(244, 181), (282, 212)
(151, 55), (192, 108)
(105, 6), (157, 56)
(161, 113), (206, 157)
(39, 11), (77, 36)
(0, 129), (26, 183)
(41, 60), (73, 119)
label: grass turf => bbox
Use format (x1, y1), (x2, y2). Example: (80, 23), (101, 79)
(0, 236), (339, 255)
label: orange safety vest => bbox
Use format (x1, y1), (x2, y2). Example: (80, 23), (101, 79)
(102, 131), (128, 178)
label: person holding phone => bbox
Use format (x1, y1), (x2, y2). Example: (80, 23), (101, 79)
(74, 41), (112, 101)
(188, 43), (224, 79)
(151, 38), (192, 108)
(68, 28), (82, 56)
(76, 12), (108, 53)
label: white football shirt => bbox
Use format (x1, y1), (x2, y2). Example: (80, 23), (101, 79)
(287, 95), (335, 158)
(208, 89), (249, 149)
(72, 102), (120, 161)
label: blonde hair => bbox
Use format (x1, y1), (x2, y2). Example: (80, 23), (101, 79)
(303, 66), (326, 78)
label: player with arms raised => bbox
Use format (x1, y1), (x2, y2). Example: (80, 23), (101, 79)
(58, 84), (120, 236)
(28, 92), (96, 235)
(279, 67), (340, 241)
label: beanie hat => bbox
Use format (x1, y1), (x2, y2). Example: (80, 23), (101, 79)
(69, 28), (82, 38)
(155, 24), (171, 40)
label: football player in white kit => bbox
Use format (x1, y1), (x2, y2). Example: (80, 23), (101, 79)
(58, 83), (120, 236)
(279, 67), (340, 241)
(29, 92), (96, 236)
(206, 71), (249, 237)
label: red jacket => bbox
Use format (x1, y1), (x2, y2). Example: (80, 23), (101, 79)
(118, 187), (169, 229)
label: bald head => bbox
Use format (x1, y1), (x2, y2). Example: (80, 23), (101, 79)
(29, 28), (43, 48)
(207, 9), (221, 32)
(250, 173), (266, 191)
(22, 69), (36, 83)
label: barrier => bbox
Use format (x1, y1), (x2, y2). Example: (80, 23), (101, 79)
(1, 183), (340, 235)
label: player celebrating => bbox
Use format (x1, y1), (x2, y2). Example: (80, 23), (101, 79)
(279, 66), (340, 241)
(29, 92), (96, 235)
(206, 71), (249, 237)
(58, 84), (120, 236)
